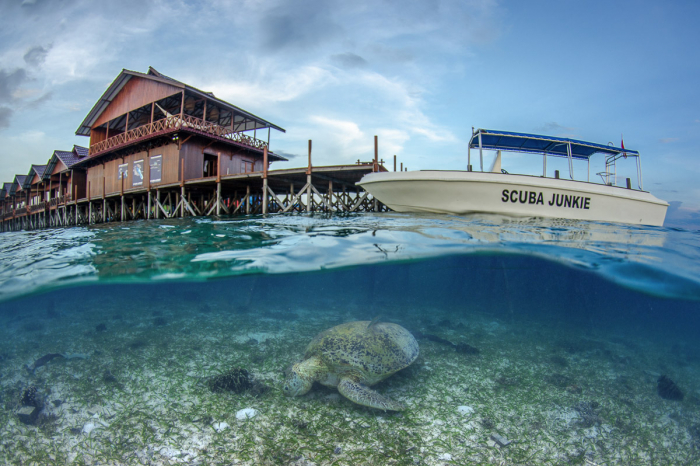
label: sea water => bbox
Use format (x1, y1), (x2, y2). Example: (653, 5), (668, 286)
(0, 213), (698, 465)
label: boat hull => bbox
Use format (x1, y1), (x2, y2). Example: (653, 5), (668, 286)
(358, 171), (668, 226)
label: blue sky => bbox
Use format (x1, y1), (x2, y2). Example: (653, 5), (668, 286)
(1, 0), (698, 227)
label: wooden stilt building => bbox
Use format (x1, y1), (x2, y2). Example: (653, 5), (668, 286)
(0, 67), (389, 232)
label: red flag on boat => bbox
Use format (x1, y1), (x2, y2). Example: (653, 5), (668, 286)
(621, 135), (627, 158)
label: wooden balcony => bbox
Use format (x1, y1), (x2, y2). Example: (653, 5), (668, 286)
(89, 115), (269, 157)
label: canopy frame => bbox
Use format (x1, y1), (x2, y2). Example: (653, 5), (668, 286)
(467, 128), (644, 190)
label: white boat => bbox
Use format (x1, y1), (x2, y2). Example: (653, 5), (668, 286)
(358, 129), (668, 226)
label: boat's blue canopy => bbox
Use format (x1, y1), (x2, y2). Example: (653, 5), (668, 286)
(468, 129), (638, 160)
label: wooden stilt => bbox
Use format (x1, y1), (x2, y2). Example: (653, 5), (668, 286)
(216, 183), (221, 216)
(262, 146), (269, 215)
(155, 189), (160, 219)
(328, 180), (333, 212)
(306, 174), (312, 213)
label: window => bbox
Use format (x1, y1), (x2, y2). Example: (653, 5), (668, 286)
(118, 163), (128, 180)
(241, 160), (254, 173)
(150, 155), (162, 183)
(203, 153), (218, 177)
(133, 160), (144, 186)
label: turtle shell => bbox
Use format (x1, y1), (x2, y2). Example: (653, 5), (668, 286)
(305, 321), (419, 381)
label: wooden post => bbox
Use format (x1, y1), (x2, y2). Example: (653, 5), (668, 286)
(373, 135), (379, 172)
(132, 197), (136, 220)
(262, 146), (268, 214)
(306, 140), (312, 212)
(150, 102), (154, 124)
(155, 189), (160, 219)
(100, 177), (104, 222)
(216, 182), (221, 216)
(306, 174), (312, 213)
(246, 185), (250, 214)
(394, 155), (396, 172)
(181, 186), (185, 217)
(307, 140), (312, 175)
(88, 181), (92, 224)
(147, 190), (151, 220)
(328, 180), (333, 212)
(181, 159), (185, 187)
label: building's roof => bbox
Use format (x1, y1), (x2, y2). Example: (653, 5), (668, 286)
(23, 165), (47, 188)
(469, 129), (638, 160)
(31, 164), (47, 177)
(2, 182), (15, 199)
(74, 145), (89, 158)
(43, 146), (90, 179)
(13, 175), (27, 192)
(75, 67), (285, 136)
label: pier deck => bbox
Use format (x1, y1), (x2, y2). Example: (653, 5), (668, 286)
(0, 163), (388, 231)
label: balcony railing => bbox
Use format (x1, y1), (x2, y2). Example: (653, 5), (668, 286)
(89, 115), (269, 156)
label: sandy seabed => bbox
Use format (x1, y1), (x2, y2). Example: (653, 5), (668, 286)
(1, 293), (699, 466)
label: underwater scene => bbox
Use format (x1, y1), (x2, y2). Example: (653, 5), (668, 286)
(1, 213), (699, 465)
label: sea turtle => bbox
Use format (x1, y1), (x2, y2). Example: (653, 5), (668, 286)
(282, 320), (419, 411)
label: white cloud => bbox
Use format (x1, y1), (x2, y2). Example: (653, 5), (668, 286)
(206, 66), (335, 107)
(309, 116), (364, 147)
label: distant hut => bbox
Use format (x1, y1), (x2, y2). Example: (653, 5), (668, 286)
(25, 165), (48, 209)
(0, 184), (6, 217)
(12, 175), (28, 211)
(43, 146), (89, 202)
(1, 181), (17, 218)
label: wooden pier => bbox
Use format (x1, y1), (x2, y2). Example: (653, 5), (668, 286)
(0, 161), (389, 232)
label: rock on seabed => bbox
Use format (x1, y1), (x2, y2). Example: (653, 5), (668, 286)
(457, 405), (475, 415)
(213, 421), (229, 432)
(236, 408), (258, 420)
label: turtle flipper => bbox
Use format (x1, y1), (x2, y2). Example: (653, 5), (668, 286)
(337, 377), (406, 411)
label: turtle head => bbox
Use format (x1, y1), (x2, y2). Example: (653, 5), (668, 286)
(282, 362), (313, 397)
